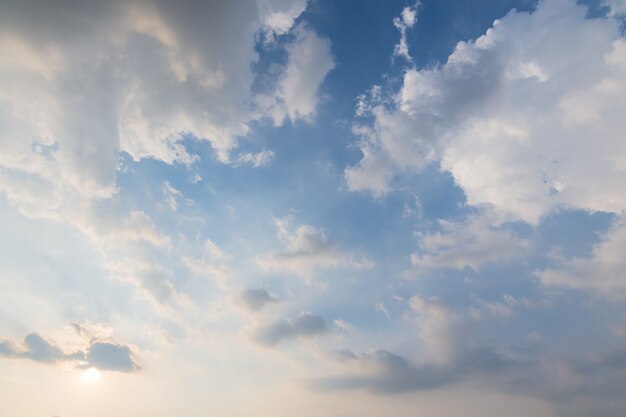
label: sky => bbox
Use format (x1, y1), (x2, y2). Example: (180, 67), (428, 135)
(1, 0), (626, 416)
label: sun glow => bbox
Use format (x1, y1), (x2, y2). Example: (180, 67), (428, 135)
(81, 367), (101, 384)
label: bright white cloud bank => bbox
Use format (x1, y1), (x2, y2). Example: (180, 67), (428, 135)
(0, 0), (332, 211)
(347, 0), (626, 225)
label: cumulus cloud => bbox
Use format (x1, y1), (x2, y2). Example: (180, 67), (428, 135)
(258, 216), (373, 279)
(411, 211), (529, 271)
(311, 293), (626, 412)
(0, 331), (140, 372)
(0, 1), (232, 202)
(310, 292), (626, 412)
(346, 0), (626, 224)
(0, 0), (316, 214)
(0, 0), (335, 313)
(253, 312), (328, 346)
(238, 288), (280, 312)
(256, 25), (335, 125)
(0, 0), (335, 310)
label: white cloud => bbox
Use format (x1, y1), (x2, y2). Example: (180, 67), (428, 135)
(258, 216), (373, 279)
(258, 0), (308, 40)
(235, 149), (276, 167)
(346, 0), (626, 224)
(475, 294), (545, 320)
(0, 171), (62, 218)
(355, 85), (383, 117)
(162, 181), (183, 211)
(412, 211), (529, 271)
(537, 216), (626, 295)
(393, 3), (420, 62)
(256, 25), (335, 125)
(203, 239), (226, 260)
(73, 209), (171, 250)
(375, 301), (391, 319)
(0, 0), (314, 213)
(333, 318), (357, 334)
(0, 0), (320, 310)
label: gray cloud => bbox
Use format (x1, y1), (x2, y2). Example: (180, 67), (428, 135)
(504, 348), (626, 417)
(314, 345), (626, 417)
(0, 0), (323, 219)
(313, 347), (513, 394)
(238, 288), (280, 312)
(253, 312), (328, 346)
(0, 333), (77, 363)
(0, 332), (139, 372)
(0, 341), (15, 356)
(22, 333), (73, 363)
(85, 342), (140, 373)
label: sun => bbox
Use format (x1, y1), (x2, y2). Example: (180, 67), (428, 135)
(81, 367), (101, 384)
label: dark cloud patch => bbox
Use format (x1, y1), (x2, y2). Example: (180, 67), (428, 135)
(315, 345), (626, 416)
(597, 349), (626, 369)
(70, 322), (86, 336)
(253, 312), (328, 346)
(314, 349), (455, 394)
(0, 340), (18, 357)
(312, 346), (517, 394)
(85, 342), (140, 372)
(0, 332), (79, 363)
(0, 331), (139, 372)
(508, 349), (626, 417)
(238, 288), (279, 312)
(23, 333), (71, 363)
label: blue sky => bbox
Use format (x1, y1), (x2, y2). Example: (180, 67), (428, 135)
(1, 0), (626, 416)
